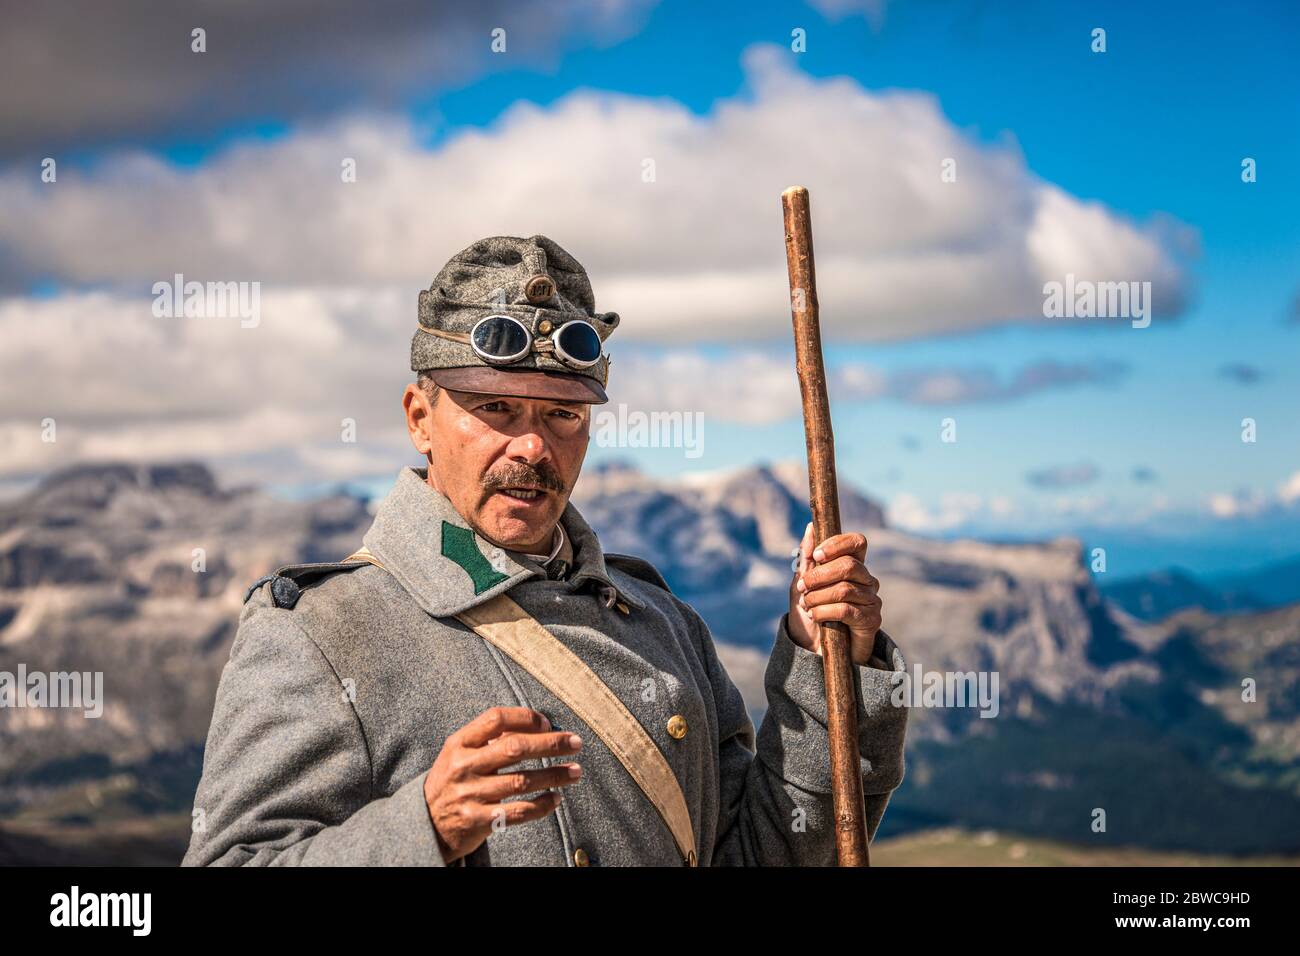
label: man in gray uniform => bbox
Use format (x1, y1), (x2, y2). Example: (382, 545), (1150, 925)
(183, 235), (907, 867)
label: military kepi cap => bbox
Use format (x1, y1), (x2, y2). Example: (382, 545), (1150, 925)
(412, 235), (617, 403)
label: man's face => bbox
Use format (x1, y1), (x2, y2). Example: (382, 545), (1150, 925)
(403, 383), (592, 553)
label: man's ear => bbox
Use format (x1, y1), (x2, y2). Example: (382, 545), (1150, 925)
(403, 383), (434, 457)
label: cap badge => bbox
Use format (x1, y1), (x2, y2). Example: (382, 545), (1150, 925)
(524, 274), (556, 304)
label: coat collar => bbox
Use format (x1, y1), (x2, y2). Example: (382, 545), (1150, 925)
(361, 466), (644, 618)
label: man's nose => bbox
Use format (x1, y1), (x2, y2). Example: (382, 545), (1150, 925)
(505, 429), (549, 464)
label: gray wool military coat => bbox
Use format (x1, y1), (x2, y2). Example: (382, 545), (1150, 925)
(182, 466), (908, 867)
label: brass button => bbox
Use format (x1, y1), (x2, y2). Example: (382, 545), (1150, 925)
(667, 714), (688, 739)
(525, 274), (556, 303)
(537, 318), (553, 334)
(573, 847), (590, 867)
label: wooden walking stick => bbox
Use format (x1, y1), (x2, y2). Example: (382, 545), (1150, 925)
(781, 185), (870, 867)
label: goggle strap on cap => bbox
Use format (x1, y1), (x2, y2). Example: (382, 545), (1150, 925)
(418, 326), (472, 345)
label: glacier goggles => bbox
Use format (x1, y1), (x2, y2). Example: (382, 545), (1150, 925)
(465, 314), (603, 370)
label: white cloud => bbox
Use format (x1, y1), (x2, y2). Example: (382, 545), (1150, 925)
(609, 349), (1123, 424)
(0, 287), (416, 482)
(1206, 473), (1300, 520)
(1208, 493), (1245, 519)
(887, 492), (987, 533)
(808, 0), (889, 28)
(886, 488), (1148, 535)
(1, 45), (1191, 343)
(0, 47), (1197, 486)
(0, 286), (1139, 483)
(608, 350), (805, 425)
(1279, 471), (1300, 505)
(1206, 489), (1275, 520)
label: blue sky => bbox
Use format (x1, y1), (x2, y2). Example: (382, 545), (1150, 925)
(430, 0), (1299, 575)
(3, 0), (1297, 577)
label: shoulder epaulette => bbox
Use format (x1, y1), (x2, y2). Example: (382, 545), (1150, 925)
(243, 559), (370, 609)
(604, 553), (673, 594)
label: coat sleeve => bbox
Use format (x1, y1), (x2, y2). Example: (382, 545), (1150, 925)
(700, 610), (908, 866)
(182, 599), (452, 866)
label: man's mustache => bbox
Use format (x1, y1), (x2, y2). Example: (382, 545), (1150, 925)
(482, 463), (567, 495)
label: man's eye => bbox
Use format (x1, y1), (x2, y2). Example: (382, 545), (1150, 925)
(552, 409), (578, 420)
(480, 401), (508, 412)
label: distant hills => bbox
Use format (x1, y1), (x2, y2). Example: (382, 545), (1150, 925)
(1100, 559), (1300, 621)
(1, 459), (1298, 863)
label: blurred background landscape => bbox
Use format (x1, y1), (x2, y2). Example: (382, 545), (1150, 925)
(1, 1), (1297, 864)
(1, 459), (1296, 865)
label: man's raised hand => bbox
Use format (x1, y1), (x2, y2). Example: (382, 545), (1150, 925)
(423, 706), (583, 863)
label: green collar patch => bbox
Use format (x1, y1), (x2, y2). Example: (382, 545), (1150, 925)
(441, 520), (510, 594)
(359, 466), (644, 617)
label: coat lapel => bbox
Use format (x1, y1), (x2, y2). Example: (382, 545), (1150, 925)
(361, 466), (644, 618)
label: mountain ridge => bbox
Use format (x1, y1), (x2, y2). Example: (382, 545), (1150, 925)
(2, 459), (1297, 860)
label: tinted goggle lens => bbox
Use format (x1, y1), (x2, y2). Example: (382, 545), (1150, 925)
(471, 315), (530, 362)
(554, 321), (602, 366)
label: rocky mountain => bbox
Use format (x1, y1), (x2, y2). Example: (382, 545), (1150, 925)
(574, 459), (1149, 715)
(1, 459), (1298, 863)
(0, 464), (372, 820)
(1101, 559), (1300, 621)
